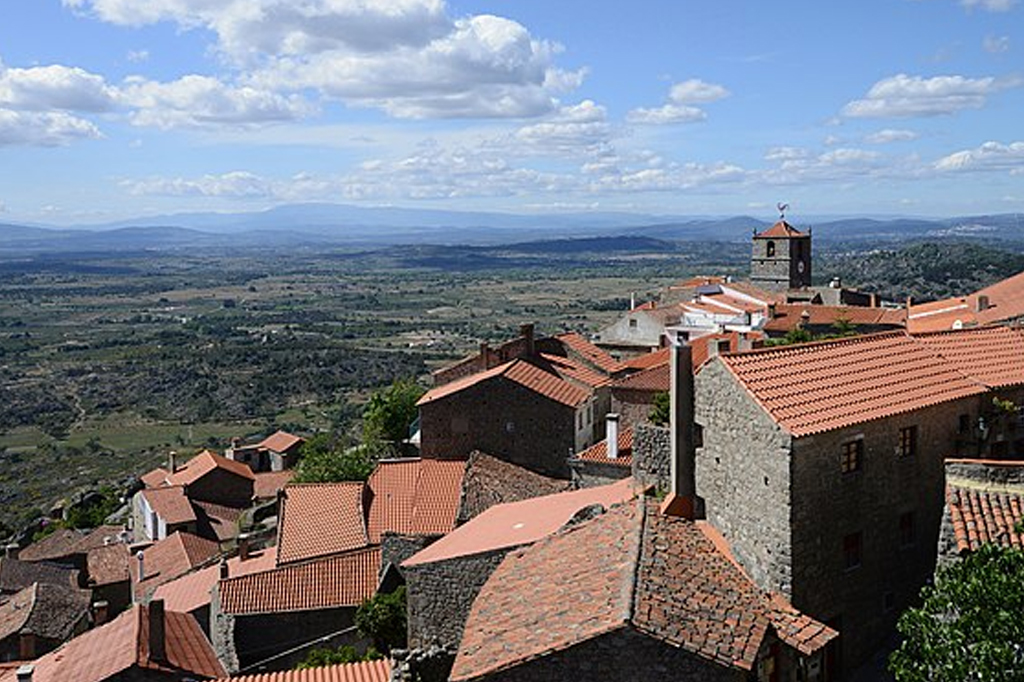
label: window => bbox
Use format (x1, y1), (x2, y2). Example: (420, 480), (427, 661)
(899, 511), (916, 548)
(899, 426), (917, 458)
(717, 340), (731, 354)
(841, 440), (862, 474)
(843, 532), (862, 570)
(766, 240), (776, 257)
(958, 414), (971, 434)
(629, 318), (638, 329)
(694, 423), (704, 449)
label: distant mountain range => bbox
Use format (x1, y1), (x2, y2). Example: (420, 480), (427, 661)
(1, 203), (1022, 255)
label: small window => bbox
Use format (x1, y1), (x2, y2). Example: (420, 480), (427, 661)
(629, 318), (638, 329)
(766, 240), (776, 257)
(841, 440), (863, 474)
(717, 340), (731, 354)
(899, 426), (918, 458)
(694, 423), (704, 449)
(843, 532), (862, 570)
(899, 511), (916, 548)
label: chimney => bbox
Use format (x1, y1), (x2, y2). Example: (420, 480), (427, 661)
(660, 340), (699, 519)
(15, 665), (33, 682)
(219, 558), (229, 580)
(479, 341), (490, 370)
(168, 450), (177, 474)
(18, 633), (35, 660)
(136, 550), (145, 582)
(606, 414), (620, 460)
(238, 533), (251, 562)
(92, 600), (110, 626)
(519, 323), (535, 357)
(767, 303), (776, 319)
(870, 292), (878, 308)
(148, 599), (166, 662)
(5, 543), (19, 560)
(906, 295), (913, 309)
(630, 292), (636, 310)
(977, 295), (990, 313)
(830, 276), (841, 289)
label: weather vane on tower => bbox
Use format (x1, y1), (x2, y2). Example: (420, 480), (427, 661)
(777, 202), (789, 221)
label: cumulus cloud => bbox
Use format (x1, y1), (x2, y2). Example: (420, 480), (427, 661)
(0, 63), (116, 112)
(762, 147), (888, 184)
(842, 73), (1020, 118)
(66, 0), (578, 119)
(865, 128), (920, 144)
(0, 109), (103, 146)
(983, 35), (1011, 53)
(626, 78), (729, 125)
(512, 100), (612, 155)
(934, 141), (1024, 173)
(118, 75), (313, 128)
(121, 171), (275, 198)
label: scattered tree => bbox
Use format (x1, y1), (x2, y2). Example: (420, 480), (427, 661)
(293, 433), (376, 483)
(295, 645), (381, 670)
(889, 544), (1024, 681)
(355, 586), (407, 653)
(362, 380), (424, 455)
(649, 391), (670, 426)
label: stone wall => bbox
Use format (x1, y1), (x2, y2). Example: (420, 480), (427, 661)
(405, 548), (512, 650)
(186, 469), (253, 508)
(631, 423), (670, 491)
(611, 388), (657, 430)
(382, 533), (439, 579)
(568, 459), (630, 489)
(234, 608), (359, 670)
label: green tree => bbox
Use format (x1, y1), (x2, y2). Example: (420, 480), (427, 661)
(295, 645), (380, 670)
(355, 586), (407, 653)
(889, 544), (1024, 682)
(649, 391), (670, 426)
(293, 433), (376, 483)
(362, 379), (425, 456)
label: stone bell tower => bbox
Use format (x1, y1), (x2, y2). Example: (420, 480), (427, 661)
(750, 205), (811, 291)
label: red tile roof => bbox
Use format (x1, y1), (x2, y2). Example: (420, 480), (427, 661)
(0, 582), (90, 644)
(17, 528), (85, 562)
(366, 458), (465, 543)
(613, 361), (669, 393)
(254, 470), (296, 500)
(213, 659), (391, 682)
(913, 325), (1024, 389)
(575, 426), (633, 468)
(260, 430), (305, 453)
(718, 331), (987, 437)
(131, 531), (220, 600)
(153, 548), (276, 614)
(276, 483), (369, 565)
(450, 499), (835, 681)
(622, 347), (671, 371)
(141, 467), (170, 489)
(457, 452), (571, 522)
(87, 543), (130, 587)
(763, 304), (906, 333)
(757, 220), (805, 238)
(945, 459), (1024, 553)
(909, 269), (1024, 333)
(403, 477), (639, 567)
(0, 603), (225, 682)
(555, 331), (624, 373)
(218, 547), (381, 615)
(167, 449), (255, 486)
(140, 486), (196, 526)
(418, 358), (590, 408)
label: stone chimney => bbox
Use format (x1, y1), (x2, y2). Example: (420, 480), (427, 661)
(168, 451), (177, 474)
(18, 633), (35, 660)
(92, 600), (110, 626)
(148, 599), (166, 662)
(5, 543), (19, 560)
(977, 295), (990, 312)
(606, 414), (620, 460)
(519, 323), (535, 357)
(660, 340), (701, 519)
(238, 533), (251, 561)
(15, 665), (33, 682)
(219, 558), (229, 580)
(136, 550), (145, 582)
(479, 341), (490, 370)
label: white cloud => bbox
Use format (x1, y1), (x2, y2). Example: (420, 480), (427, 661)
(864, 128), (920, 144)
(762, 147), (888, 184)
(843, 73), (1020, 118)
(0, 63), (116, 112)
(121, 171), (275, 198)
(983, 35), (1011, 53)
(934, 141), (1024, 173)
(126, 49), (150, 63)
(961, 0), (1016, 11)
(512, 100), (613, 155)
(626, 78), (729, 126)
(0, 109), (102, 146)
(118, 75), (314, 128)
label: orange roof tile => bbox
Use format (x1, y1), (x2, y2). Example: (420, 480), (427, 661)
(131, 531), (220, 600)
(0, 603), (225, 682)
(457, 452), (570, 522)
(140, 486), (196, 526)
(613, 361), (669, 393)
(276, 483), (369, 565)
(947, 484), (1024, 553)
(538, 353), (612, 389)
(0, 582), (90, 644)
(764, 303), (906, 333)
(719, 331), (987, 437)
(913, 325), (1024, 388)
(555, 331), (624, 373)
(254, 470), (296, 500)
(18, 528), (85, 562)
(756, 220), (805, 238)
(260, 430), (305, 453)
(451, 499), (835, 681)
(218, 547), (381, 615)
(87, 543), (130, 587)
(153, 548), (276, 614)
(622, 347), (671, 371)
(141, 467), (170, 489)
(575, 426), (633, 468)
(674, 275), (727, 289)
(418, 358), (590, 408)
(403, 477), (638, 567)
(167, 449), (255, 486)
(366, 458), (465, 543)
(213, 658), (391, 682)
(908, 269), (1024, 333)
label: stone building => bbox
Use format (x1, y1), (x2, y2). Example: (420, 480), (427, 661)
(751, 220), (812, 291)
(938, 457), (1024, 566)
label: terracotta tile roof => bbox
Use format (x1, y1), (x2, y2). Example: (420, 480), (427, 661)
(457, 452), (570, 523)
(718, 331), (987, 437)
(254, 470), (296, 500)
(86, 543), (130, 587)
(0, 558), (78, 594)
(622, 347), (671, 371)
(451, 500), (836, 681)
(366, 458), (465, 543)
(73, 525), (129, 554)
(757, 220), (805, 238)
(674, 275), (727, 289)
(698, 292), (766, 314)
(276, 483), (369, 565)
(539, 353), (612, 390)
(403, 477), (639, 567)
(218, 547), (381, 615)
(153, 548), (276, 614)
(140, 486), (196, 526)
(764, 303), (906, 333)
(131, 531), (220, 600)
(575, 426), (633, 468)
(613, 362), (669, 393)
(720, 281), (783, 304)
(912, 325), (1024, 388)
(260, 430), (305, 453)
(141, 467), (170, 488)
(555, 332), (624, 374)
(17, 528), (85, 563)
(418, 358), (591, 408)
(193, 499), (245, 542)
(908, 270), (1024, 332)
(906, 297), (974, 333)
(167, 449), (255, 486)
(212, 658), (392, 682)
(0, 603), (225, 682)
(0, 582), (90, 644)
(947, 484), (1024, 553)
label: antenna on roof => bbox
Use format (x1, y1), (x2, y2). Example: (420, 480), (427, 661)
(777, 202), (789, 221)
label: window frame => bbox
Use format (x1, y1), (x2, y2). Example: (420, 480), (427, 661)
(843, 532), (863, 571)
(840, 439), (863, 474)
(898, 425), (918, 458)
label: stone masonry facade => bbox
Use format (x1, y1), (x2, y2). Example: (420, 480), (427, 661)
(631, 422), (671, 491)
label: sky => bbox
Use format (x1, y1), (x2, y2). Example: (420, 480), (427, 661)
(0, 0), (1022, 226)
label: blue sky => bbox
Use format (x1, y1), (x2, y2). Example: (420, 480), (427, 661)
(0, 0), (1021, 225)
